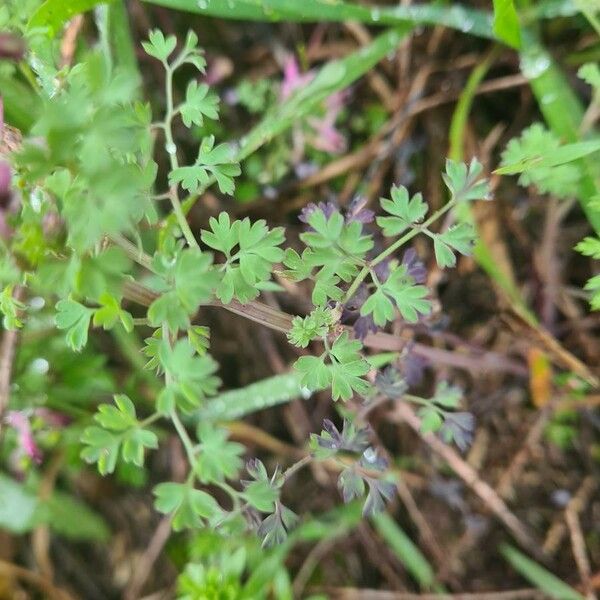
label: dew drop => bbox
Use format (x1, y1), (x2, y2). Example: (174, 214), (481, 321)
(520, 50), (551, 79)
(29, 296), (45, 310)
(541, 92), (557, 105)
(197, 0), (208, 8)
(30, 188), (44, 213)
(30, 358), (49, 375)
(165, 142), (177, 154)
(371, 8), (381, 21)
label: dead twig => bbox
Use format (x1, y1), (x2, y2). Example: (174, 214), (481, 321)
(124, 516), (173, 600)
(565, 507), (597, 600)
(389, 403), (544, 560)
(319, 587), (546, 599)
(543, 477), (597, 556)
(0, 559), (77, 600)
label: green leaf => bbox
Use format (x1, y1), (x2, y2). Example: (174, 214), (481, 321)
(201, 214), (284, 303)
(170, 136), (241, 195)
(76, 247), (132, 301)
(288, 307), (334, 348)
(148, 291), (190, 333)
(365, 267), (431, 324)
(443, 158), (490, 202)
(500, 545), (584, 600)
(93, 292), (134, 332)
(55, 299), (94, 351)
(29, 0), (116, 36)
(174, 249), (218, 312)
(195, 423), (244, 484)
(34, 492), (110, 542)
(159, 339), (221, 412)
(432, 223), (476, 268)
(418, 407), (443, 433)
(154, 482), (222, 531)
(201, 212), (238, 257)
(328, 332), (371, 401)
(579, 63), (600, 94)
(0, 474), (37, 534)
(180, 81), (219, 127)
(142, 29), (177, 62)
(576, 237), (600, 259)
(360, 289), (395, 327)
(432, 381), (462, 408)
(95, 393), (137, 431)
(377, 185), (427, 237)
(492, 0), (521, 48)
(80, 427), (120, 475)
(243, 481), (279, 512)
(295, 355), (331, 392)
(298, 208), (372, 299)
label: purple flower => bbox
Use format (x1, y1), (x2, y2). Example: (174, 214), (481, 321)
(280, 56), (313, 100)
(315, 418), (370, 454)
(347, 195), (374, 224)
(280, 57), (348, 155)
(353, 315), (378, 340)
(401, 347), (428, 387)
(372, 259), (390, 283)
(5, 411), (42, 464)
(402, 248), (427, 284)
(306, 89), (349, 154)
(298, 201), (338, 225)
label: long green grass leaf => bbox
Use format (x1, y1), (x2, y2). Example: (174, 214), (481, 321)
(29, 0), (115, 35)
(495, 139), (600, 174)
(500, 544), (585, 600)
(145, 0), (496, 40)
(197, 351), (398, 421)
(493, 0), (521, 48)
(372, 512), (441, 591)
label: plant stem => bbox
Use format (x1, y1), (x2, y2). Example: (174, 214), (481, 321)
(282, 454), (313, 482)
(161, 323), (197, 470)
(170, 407), (197, 466)
(163, 64), (200, 250)
(343, 198), (457, 303)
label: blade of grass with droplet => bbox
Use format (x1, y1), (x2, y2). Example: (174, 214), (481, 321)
(196, 352), (398, 421)
(145, 0), (497, 41)
(500, 544), (585, 600)
(95, 1), (140, 80)
(372, 512), (444, 591)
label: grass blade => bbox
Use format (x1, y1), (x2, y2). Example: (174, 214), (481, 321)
(372, 512), (442, 591)
(500, 544), (585, 600)
(144, 0), (497, 41)
(29, 0), (115, 35)
(493, 0), (522, 48)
